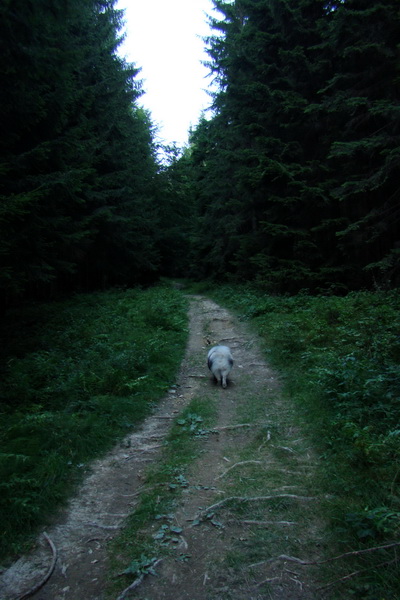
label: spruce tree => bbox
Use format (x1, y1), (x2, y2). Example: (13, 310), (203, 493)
(191, 0), (330, 290)
(318, 0), (400, 288)
(189, 0), (400, 291)
(0, 0), (161, 304)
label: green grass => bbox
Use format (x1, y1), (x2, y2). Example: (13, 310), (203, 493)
(207, 284), (400, 599)
(0, 284), (189, 562)
(106, 396), (218, 598)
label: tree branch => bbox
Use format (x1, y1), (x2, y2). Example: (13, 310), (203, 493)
(16, 533), (57, 600)
(194, 494), (316, 521)
(215, 460), (263, 480)
(318, 558), (398, 591)
(247, 541), (400, 571)
(115, 558), (162, 600)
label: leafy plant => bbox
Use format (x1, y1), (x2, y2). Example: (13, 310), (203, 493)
(176, 413), (214, 437)
(120, 554), (160, 577)
(344, 507), (400, 541)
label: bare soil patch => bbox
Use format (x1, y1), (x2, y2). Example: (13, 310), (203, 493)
(0, 296), (326, 600)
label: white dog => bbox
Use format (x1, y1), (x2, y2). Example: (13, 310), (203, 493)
(207, 345), (233, 389)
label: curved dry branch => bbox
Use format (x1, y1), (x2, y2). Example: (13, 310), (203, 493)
(215, 460), (263, 480)
(194, 494), (317, 521)
(16, 533), (57, 600)
(115, 574), (144, 600)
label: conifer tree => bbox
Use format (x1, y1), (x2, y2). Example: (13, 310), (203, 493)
(156, 145), (197, 277)
(0, 0), (161, 304)
(317, 0), (400, 288)
(191, 0), (330, 289)
(189, 0), (400, 291)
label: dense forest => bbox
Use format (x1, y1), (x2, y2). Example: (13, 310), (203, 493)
(0, 0), (161, 307)
(185, 0), (400, 292)
(1, 0), (399, 308)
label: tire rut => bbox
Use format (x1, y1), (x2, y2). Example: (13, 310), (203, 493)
(0, 295), (323, 600)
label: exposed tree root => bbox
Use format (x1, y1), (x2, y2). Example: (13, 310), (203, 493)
(318, 558), (398, 591)
(85, 522), (121, 530)
(16, 533), (57, 600)
(124, 444), (164, 458)
(195, 494), (317, 521)
(215, 460), (263, 480)
(249, 541), (400, 570)
(254, 576), (282, 587)
(230, 519), (297, 526)
(115, 574), (145, 600)
(248, 555), (310, 571)
(115, 558), (162, 600)
(216, 423), (254, 430)
(271, 444), (296, 453)
(247, 542), (400, 591)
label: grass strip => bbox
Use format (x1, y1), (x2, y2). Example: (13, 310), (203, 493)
(106, 396), (218, 598)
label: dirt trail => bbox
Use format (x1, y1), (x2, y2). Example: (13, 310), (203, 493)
(0, 296), (324, 600)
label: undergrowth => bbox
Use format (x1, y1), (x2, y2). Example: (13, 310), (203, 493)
(208, 284), (400, 599)
(0, 285), (188, 562)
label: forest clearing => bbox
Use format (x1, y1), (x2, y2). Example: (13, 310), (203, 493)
(0, 284), (399, 599)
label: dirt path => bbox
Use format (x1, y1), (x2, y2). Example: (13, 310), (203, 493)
(0, 296), (325, 600)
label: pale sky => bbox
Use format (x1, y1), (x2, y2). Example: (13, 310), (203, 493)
(116, 0), (215, 148)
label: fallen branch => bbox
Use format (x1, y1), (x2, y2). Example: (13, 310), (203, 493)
(203, 572), (210, 585)
(125, 444), (164, 458)
(261, 430), (272, 444)
(255, 576), (282, 587)
(215, 460), (262, 480)
(85, 522), (121, 530)
(216, 423), (255, 430)
(195, 494), (316, 520)
(115, 558), (162, 600)
(178, 536), (189, 550)
(318, 558), (398, 591)
(230, 519), (297, 527)
(115, 574), (144, 599)
(247, 541), (400, 570)
(247, 546), (400, 592)
(119, 484), (162, 498)
(141, 444), (164, 451)
(248, 555), (309, 570)
(312, 541), (400, 566)
(16, 532), (57, 600)
(271, 445), (296, 454)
